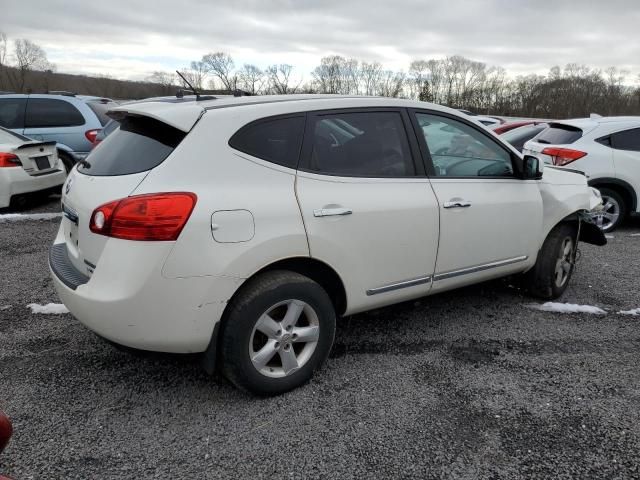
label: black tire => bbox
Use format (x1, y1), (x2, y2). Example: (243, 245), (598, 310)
(524, 223), (578, 300)
(220, 270), (336, 396)
(57, 151), (74, 174)
(594, 187), (626, 232)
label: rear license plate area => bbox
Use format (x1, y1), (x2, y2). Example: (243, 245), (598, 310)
(62, 203), (80, 248)
(34, 156), (50, 170)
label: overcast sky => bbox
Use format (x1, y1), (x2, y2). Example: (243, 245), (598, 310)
(3, 0), (640, 83)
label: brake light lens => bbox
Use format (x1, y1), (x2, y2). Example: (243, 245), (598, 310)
(541, 147), (587, 166)
(0, 152), (20, 168)
(85, 129), (101, 143)
(89, 192), (197, 241)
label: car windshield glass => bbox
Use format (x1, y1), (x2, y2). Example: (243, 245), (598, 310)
(86, 101), (118, 126)
(536, 123), (583, 144)
(79, 115), (185, 176)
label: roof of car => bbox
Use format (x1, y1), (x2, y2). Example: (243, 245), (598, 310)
(552, 116), (640, 129)
(109, 94), (462, 132)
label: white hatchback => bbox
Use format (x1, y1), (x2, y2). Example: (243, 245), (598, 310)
(524, 116), (640, 231)
(0, 126), (65, 208)
(50, 95), (605, 395)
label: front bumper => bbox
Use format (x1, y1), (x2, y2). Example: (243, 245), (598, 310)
(49, 228), (244, 353)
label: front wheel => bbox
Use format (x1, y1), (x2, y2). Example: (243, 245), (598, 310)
(524, 223), (577, 299)
(591, 188), (625, 232)
(220, 271), (336, 396)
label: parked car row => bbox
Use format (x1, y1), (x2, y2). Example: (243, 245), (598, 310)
(50, 94), (605, 395)
(0, 92), (118, 208)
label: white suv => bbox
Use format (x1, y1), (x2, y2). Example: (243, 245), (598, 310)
(524, 116), (640, 231)
(50, 95), (605, 395)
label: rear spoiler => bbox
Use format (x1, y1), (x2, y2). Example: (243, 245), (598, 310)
(15, 141), (57, 150)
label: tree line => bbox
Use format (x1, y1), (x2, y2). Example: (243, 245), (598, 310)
(2, 32), (639, 118)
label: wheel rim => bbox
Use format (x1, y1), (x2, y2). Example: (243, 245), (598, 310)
(554, 236), (574, 288)
(249, 299), (320, 378)
(591, 194), (620, 232)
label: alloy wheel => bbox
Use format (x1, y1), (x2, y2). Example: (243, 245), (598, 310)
(249, 299), (320, 378)
(554, 236), (574, 288)
(591, 195), (620, 232)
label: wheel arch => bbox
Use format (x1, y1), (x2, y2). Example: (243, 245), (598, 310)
(588, 177), (637, 214)
(555, 210), (607, 246)
(202, 256), (347, 374)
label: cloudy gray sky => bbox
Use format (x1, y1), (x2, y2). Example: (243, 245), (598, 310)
(3, 0), (640, 83)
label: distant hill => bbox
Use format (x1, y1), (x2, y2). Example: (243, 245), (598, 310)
(0, 66), (229, 100)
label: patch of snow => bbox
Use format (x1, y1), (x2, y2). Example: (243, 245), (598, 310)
(528, 302), (607, 315)
(605, 234), (614, 239)
(0, 212), (62, 222)
(27, 303), (69, 314)
(618, 308), (640, 316)
(0, 305), (11, 311)
(630, 233), (640, 237)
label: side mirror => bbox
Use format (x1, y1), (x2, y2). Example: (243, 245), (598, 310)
(522, 155), (542, 180)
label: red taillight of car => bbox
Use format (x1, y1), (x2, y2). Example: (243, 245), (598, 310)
(85, 129), (101, 143)
(89, 192), (197, 241)
(0, 153), (20, 168)
(541, 147), (587, 166)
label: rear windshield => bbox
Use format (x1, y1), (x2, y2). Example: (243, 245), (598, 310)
(502, 124), (547, 145)
(86, 101), (119, 126)
(78, 116), (185, 176)
(536, 123), (583, 144)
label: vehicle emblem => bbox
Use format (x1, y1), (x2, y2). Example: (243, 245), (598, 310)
(39, 147), (44, 152)
(65, 177), (73, 195)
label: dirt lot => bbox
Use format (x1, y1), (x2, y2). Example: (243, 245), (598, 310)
(1, 196), (640, 479)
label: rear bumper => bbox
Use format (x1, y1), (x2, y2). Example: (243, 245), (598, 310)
(49, 230), (244, 353)
(0, 166), (65, 208)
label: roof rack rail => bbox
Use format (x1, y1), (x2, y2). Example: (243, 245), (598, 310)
(46, 91), (77, 97)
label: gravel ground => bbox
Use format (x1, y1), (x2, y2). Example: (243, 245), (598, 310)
(1, 196), (640, 479)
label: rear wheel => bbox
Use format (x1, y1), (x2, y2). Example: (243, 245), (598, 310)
(591, 188), (625, 232)
(524, 223), (577, 299)
(220, 271), (336, 396)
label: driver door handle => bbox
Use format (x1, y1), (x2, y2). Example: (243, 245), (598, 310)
(314, 207), (353, 217)
(443, 200), (472, 209)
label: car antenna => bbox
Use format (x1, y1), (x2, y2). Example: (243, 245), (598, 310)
(175, 70), (200, 100)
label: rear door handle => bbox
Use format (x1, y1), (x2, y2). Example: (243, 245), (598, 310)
(313, 207), (353, 217)
(443, 200), (472, 209)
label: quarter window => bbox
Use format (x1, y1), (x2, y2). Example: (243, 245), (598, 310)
(25, 99), (85, 128)
(416, 113), (513, 177)
(307, 111), (415, 177)
(610, 128), (640, 152)
(229, 116), (305, 169)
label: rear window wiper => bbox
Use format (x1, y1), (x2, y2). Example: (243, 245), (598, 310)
(537, 139), (551, 144)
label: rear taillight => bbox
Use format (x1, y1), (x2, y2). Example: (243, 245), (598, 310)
(85, 129), (101, 143)
(542, 147), (587, 166)
(89, 192), (197, 241)
(0, 153), (20, 168)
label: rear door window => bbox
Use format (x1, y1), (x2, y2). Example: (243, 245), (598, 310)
(86, 100), (119, 126)
(79, 116), (185, 176)
(304, 110), (416, 177)
(0, 98), (27, 129)
(25, 99), (85, 128)
(610, 128), (640, 152)
(229, 116), (305, 169)
(536, 123), (583, 144)
(502, 124), (547, 151)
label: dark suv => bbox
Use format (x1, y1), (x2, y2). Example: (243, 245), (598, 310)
(0, 93), (118, 172)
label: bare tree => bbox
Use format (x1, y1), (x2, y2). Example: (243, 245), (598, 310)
(238, 64), (264, 94)
(266, 64), (301, 94)
(147, 71), (176, 87)
(12, 38), (53, 92)
(201, 52), (237, 90)
(360, 61), (383, 96)
(0, 32), (7, 90)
